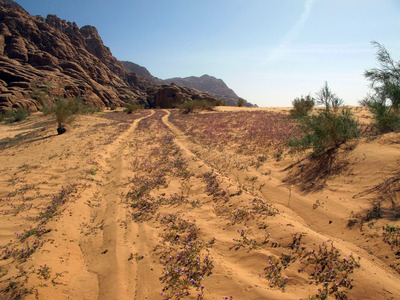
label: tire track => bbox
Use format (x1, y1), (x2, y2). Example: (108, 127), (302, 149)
(79, 110), (154, 300)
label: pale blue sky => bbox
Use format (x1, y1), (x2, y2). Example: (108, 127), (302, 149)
(14, 0), (400, 107)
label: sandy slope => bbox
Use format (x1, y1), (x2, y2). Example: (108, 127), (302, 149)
(0, 108), (399, 300)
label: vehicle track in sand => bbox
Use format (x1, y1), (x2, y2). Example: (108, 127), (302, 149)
(4, 109), (397, 299)
(78, 110), (155, 300)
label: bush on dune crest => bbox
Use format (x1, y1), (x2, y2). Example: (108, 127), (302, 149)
(363, 41), (400, 133)
(289, 82), (360, 156)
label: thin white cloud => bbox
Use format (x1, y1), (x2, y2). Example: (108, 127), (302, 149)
(264, 0), (316, 64)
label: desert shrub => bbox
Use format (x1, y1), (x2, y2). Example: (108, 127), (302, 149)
(53, 98), (76, 131)
(179, 99), (215, 114)
(289, 83), (359, 156)
(53, 96), (96, 134)
(4, 108), (30, 123)
(124, 98), (143, 114)
(237, 98), (245, 107)
(364, 42), (400, 133)
(316, 81), (344, 109)
(214, 99), (226, 106)
(363, 96), (400, 133)
(290, 94), (315, 118)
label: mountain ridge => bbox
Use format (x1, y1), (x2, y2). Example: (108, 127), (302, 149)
(0, 0), (223, 110)
(121, 61), (255, 107)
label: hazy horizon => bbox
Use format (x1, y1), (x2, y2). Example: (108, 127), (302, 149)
(13, 0), (400, 107)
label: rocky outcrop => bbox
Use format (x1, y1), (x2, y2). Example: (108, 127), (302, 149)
(121, 61), (255, 107)
(163, 74), (255, 107)
(146, 83), (218, 108)
(121, 61), (163, 85)
(0, 0), (220, 111)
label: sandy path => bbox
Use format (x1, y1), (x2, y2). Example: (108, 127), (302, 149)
(0, 108), (399, 299)
(78, 111), (155, 299)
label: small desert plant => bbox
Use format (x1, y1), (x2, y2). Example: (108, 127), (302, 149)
(364, 41), (400, 133)
(382, 224), (400, 249)
(290, 94), (315, 119)
(53, 97), (76, 134)
(124, 98), (143, 114)
(3, 107), (31, 123)
(237, 98), (245, 107)
(53, 96), (98, 134)
(0, 111), (5, 122)
(289, 82), (359, 156)
(362, 94), (400, 133)
(179, 99), (215, 114)
(316, 81), (344, 109)
(231, 229), (271, 251)
(214, 99), (226, 106)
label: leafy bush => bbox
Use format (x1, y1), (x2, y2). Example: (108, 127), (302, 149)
(54, 98), (76, 127)
(237, 98), (245, 107)
(179, 99), (215, 114)
(53, 96), (100, 134)
(363, 95), (400, 133)
(364, 41), (400, 133)
(316, 81), (344, 109)
(290, 94), (315, 118)
(123, 98), (143, 114)
(3, 108), (31, 123)
(289, 83), (359, 156)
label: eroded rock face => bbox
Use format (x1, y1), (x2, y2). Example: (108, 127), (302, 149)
(0, 0), (220, 111)
(146, 83), (219, 108)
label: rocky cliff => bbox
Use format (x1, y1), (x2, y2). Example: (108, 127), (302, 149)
(0, 0), (220, 111)
(121, 61), (162, 85)
(163, 75), (236, 104)
(121, 61), (254, 107)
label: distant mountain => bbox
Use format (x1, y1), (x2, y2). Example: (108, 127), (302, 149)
(121, 61), (255, 107)
(121, 61), (162, 85)
(163, 74), (252, 106)
(0, 0), (222, 110)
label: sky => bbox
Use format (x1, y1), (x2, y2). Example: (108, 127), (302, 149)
(13, 0), (400, 107)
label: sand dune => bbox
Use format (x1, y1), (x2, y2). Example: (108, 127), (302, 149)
(0, 108), (399, 299)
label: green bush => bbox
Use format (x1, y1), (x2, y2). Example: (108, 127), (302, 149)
(237, 98), (245, 107)
(299, 107), (360, 155)
(54, 98), (76, 128)
(289, 83), (359, 156)
(53, 96), (98, 134)
(362, 96), (400, 133)
(290, 94), (315, 119)
(214, 99), (226, 106)
(123, 98), (143, 114)
(179, 99), (215, 114)
(3, 108), (30, 123)
(364, 41), (400, 133)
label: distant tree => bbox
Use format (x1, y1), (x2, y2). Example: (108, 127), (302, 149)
(288, 82), (359, 156)
(290, 94), (315, 119)
(316, 81), (343, 110)
(237, 98), (245, 107)
(363, 41), (400, 132)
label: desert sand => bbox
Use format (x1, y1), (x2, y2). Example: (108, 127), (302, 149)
(0, 107), (399, 299)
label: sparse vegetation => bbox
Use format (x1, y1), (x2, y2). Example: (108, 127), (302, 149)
(0, 107), (31, 123)
(289, 82), (360, 156)
(53, 96), (102, 134)
(124, 98), (144, 114)
(179, 98), (216, 114)
(290, 94), (315, 119)
(237, 98), (245, 107)
(363, 41), (400, 133)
